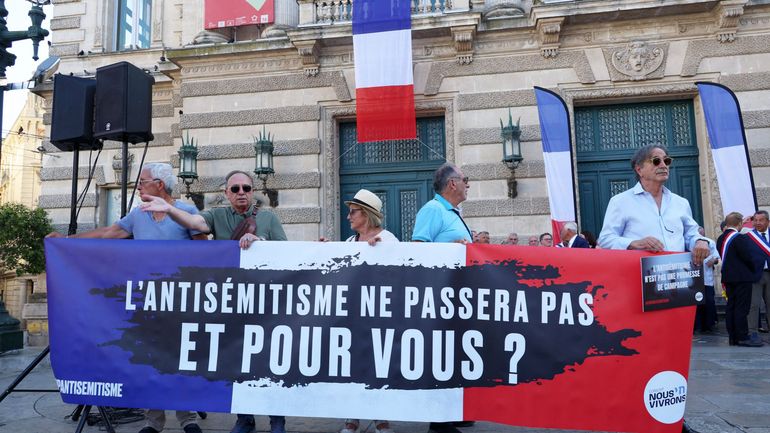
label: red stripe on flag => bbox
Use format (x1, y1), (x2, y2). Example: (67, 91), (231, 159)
(355, 85), (416, 143)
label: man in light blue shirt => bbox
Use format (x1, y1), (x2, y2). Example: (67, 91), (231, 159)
(412, 163), (472, 244)
(598, 144), (709, 263)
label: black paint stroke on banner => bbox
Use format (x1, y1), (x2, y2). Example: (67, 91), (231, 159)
(92, 259), (640, 390)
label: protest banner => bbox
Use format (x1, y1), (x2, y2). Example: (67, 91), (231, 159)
(45, 239), (694, 433)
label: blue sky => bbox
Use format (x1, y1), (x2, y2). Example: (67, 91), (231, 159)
(2, 2), (52, 138)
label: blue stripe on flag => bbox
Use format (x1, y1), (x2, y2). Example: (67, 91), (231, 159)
(535, 88), (571, 153)
(697, 83), (746, 150)
(352, 0), (411, 35)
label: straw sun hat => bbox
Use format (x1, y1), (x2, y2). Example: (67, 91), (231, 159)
(344, 189), (383, 219)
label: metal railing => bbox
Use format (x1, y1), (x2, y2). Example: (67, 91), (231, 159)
(313, 0), (456, 25)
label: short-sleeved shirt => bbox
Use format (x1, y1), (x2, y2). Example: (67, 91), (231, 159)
(411, 194), (472, 243)
(200, 204), (287, 241)
(117, 200), (201, 240)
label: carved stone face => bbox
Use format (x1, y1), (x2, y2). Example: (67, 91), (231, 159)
(629, 45), (646, 71)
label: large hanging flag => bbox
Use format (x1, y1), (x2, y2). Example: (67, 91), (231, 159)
(696, 82), (757, 217)
(534, 87), (577, 244)
(353, 0), (417, 143)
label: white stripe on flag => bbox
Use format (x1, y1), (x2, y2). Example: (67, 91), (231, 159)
(240, 242), (466, 270)
(712, 145), (755, 217)
(231, 382), (464, 421)
(353, 29), (413, 88)
(543, 151), (575, 221)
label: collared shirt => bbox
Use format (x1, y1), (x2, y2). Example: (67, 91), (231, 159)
(200, 204), (287, 241)
(412, 194), (472, 243)
(598, 182), (705, 252)
(118, 200), (201, 240)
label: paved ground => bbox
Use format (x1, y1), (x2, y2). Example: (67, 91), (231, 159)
(1, 326), (769, 433)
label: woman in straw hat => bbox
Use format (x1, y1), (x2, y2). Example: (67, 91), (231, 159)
(339, 189), (396, 433)
(342, 189), (398, 245)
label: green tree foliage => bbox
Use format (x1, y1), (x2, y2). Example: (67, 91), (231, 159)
(0, 203), (52, 276)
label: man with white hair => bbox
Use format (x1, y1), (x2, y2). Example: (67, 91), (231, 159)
(559, 222), (589, 248)
(47, 162), (207, 433)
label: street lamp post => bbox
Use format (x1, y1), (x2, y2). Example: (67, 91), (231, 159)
(0, 0), (49, 352)
(0, 0), (50, 179)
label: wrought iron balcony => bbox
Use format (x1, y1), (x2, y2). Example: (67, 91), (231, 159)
(309, 0), (463, 25)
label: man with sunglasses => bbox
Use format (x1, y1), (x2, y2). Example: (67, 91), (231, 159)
(141, 170), (286, 245)
(598, 145), (709, 433)
(412, 162), (473, 245)
(598, 144), (710, 264)
(141, 170), (287, 433)
(411, 162), (472, 433)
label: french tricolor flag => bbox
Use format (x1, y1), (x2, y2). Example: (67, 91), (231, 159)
(353, 0), (417, 143)
(697, 82), (758, 217)
(534, 87), (577, 244)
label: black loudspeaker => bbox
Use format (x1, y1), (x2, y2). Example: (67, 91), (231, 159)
(93, 61), (155, 143)
(50, 74), (100, 151)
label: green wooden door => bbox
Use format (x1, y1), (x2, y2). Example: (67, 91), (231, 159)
(575, 100), (703, 237)
(339, 117), (446, 241)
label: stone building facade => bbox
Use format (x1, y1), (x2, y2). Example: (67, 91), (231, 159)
(37, 0), (770, 245)
(0, 94), (47, 346)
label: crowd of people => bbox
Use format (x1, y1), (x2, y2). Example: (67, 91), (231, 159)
(48, 143), (770, 433)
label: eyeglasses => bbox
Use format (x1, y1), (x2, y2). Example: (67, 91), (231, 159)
(451, 176), (469, 184)
(649, 156), (673, 167)
(138, 178), (160, 186)
(348, 208), (362, 215)
(229, 184), (253, 193)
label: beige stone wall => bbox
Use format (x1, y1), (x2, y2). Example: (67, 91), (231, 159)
(37, 0), (770, 244)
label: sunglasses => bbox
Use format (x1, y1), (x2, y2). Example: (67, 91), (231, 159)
(138, 178), (160, 186)
(229, 184), (253, 193)
(649, 156), (673, 167)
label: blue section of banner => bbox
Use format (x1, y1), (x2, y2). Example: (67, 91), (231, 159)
(697, 83), (746, 150)
(45, 239), (240, 412)
(534, 88), (571, 153)
(352, 0), (411, 35)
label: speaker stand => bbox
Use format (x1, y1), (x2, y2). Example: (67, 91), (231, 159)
(68, 147), (79, 235)
(120, 140), (128, 218)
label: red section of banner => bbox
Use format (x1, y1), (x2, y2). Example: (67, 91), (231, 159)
(463, 245), (693, 433)
(204, 0), (274, 29)
(355, 85), (417, 143)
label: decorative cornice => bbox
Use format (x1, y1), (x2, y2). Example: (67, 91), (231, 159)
(560, 83), (698, 106)
(293, 39), (321, 76)
(180, 71), (351, 102)
(536, 17), (564, 58)
(681, 34), (770, 77)
(424, 51), (595, 95)
(451, 25), (476, 65)
(180, 106), (321, 129)
(715, 0), (747, 43)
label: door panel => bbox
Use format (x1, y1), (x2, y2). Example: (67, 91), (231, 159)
(576, 101), (702, 237)
(339, 117), (445, 241)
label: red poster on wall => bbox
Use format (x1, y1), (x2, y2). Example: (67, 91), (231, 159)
(204, 0), (275, 29)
